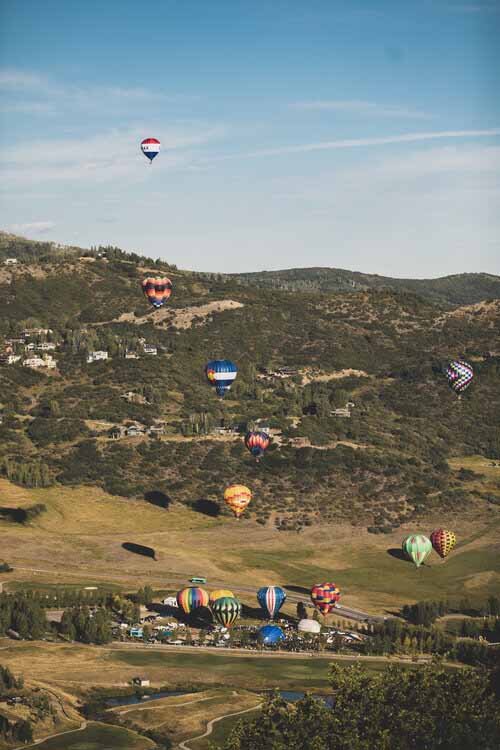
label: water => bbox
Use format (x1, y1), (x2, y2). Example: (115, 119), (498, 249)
(105, 689), (333, 708)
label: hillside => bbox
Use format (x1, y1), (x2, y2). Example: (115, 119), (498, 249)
(231, 267), (500, 308)
(1, 231), (500, 537)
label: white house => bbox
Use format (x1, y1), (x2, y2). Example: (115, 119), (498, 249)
(162, 596), (179, 608)
(143, 345), (158, 356)
(37, 342), (56, 351)
(125, 351), (139, 359)
(1, 354), (21, 365)
(23, 355), (56, 370)
(86, 350), (109, 364)
(4, 258), (18, 265)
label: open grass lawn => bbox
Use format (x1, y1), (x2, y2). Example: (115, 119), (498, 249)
(189, 707), (262, 750)
(1, 465), (499, 615)
(24, 722), (154, 750)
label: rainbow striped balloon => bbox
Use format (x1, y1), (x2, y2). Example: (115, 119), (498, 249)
(141, 277), (173, 309)
(176, 586), (209, 615)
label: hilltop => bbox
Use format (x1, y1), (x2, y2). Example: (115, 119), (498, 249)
(0, 231), (499, 537)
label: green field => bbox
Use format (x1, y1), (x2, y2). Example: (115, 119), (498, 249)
(24, 722), (154, 750)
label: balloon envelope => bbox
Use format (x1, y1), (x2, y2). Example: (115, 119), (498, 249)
(176, 586), (209, 614)
(224, 484), (252, 519)
(258, 624), (285, 645)
(310, 582), (340, 615)
(209, 589), (235, 604)
(402, 534), (432, 567)
(446, 360), (474, 395)
(245, 431), (270, 459)
(141, 137), (160, 162)
(211, 596), (241, 628)
(430, 528), (456, 559)
(141, 277), (172, 309)
(298, 618), (321, 634)
(205, 359), (238, 398)
(257, 586), (286, 620)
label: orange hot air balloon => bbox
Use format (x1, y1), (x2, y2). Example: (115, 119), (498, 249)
(223, 484), (252, 519)
(430, 528), (456, 558)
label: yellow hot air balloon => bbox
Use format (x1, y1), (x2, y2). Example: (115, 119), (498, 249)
(223, 484), (252, 519)
(209, 589), (235, 605)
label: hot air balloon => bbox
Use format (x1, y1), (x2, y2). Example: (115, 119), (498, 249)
(209, 589), (235, 605)
(310, 582), (341, 615)
(430, 528), (456, 559)
(141, 137), (160, 163)
(205, 359), (238, 398)
(223, 484), (252, 519)
(446, 360), (474, 396)
(402, 534), (432, 568)
(298, 618), (321, 634)
(257, 586), (286, 620)
(176, 586), (209, 615)
(258, 624), (285, 645)
(245, 431), (270, 460)
(211, 596), (241, 628)
(141, 277), (173, 309)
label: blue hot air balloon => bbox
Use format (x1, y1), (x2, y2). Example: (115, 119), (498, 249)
(258, 624), (285, 646)
(205, 359), (238, 398)
(257, 586), (287, 620)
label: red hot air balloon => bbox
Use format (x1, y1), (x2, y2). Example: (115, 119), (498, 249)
(430, 529), (456, 559)
(310, 582), (340, 615)
(245, 431), (270, 461)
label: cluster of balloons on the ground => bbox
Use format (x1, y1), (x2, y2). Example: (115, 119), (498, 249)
(175, 581), (343, 628)
(402, 528), (457, 567)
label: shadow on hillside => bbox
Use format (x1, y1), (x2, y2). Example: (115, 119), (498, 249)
(190, 498), (221, 517)
(387, 548), (406, 561)
(284, 585), (309, 596)
(144, 491), (171, 509)
(0, 507), (26, 523)
(122, 541), (157, 560)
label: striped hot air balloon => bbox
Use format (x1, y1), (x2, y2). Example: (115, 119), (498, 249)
(245, 431), (270, 460)
(205, 359), (238, 398)
(257, 586), (286, 620)
(176, 586), (209, 615)
(223, 484), (252, 519)
(141, 137), (160, 163)
(141, 277), (173, 309)
(430, 528), (456, 559)
(402, 534), (432, 568)
(209, 589), (235, 605)
(211, 596), (241, 627)
(446, 360), (474, 396)
(310, 582), (341, 615)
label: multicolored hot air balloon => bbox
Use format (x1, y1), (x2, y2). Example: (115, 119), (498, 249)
(402, 534), (432, 568)
(446, 360), (474, 396)
(176, 586), (209, 615)
(258, 624), (285, 645)
(211, 596), (241, 628)
(257, 586), (286, 620)
(223, 484), (252, 519)
(209, 589), (235, 605)
(245, 431), (270, 460)
(310, 582), (341, 615)
(430, 528), (456, 559)
(205, 359), (238, 398)
(141, 137), (160, 163)
(141, 277), (173, 309)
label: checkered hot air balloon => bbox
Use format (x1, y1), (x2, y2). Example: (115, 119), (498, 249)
(211, 596), (241, 627)
(402, 534), (432, 568)
(310, 582), (341, 615)
(141, 277), (173, 309)
(245, 431), (270, 460)
(446, 360), (474, 395)
(141, 137), (160, 163)
(205, 359), (238, 398)
(176, 586), (209, 615)
(430, 528), (456, 559)
(257, 586), (287, 620)
(223, 484), (252, 519)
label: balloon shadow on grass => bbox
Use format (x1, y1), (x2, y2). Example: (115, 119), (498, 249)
(387, 548), (407, 561)
(122, 542), (157, 560)
(190, 498), (221, 517)
(144, 491), (171, 509)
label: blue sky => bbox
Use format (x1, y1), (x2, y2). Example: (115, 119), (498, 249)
(0, 0), (499, 275)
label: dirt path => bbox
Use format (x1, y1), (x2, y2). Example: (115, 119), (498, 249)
(15, 720), (87, 749)
(177, 695), (262, 750)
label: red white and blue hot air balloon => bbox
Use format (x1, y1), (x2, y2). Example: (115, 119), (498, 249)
(257, 586), (286, 620)
(205, 359), (238, 398)
(141, 138), (160, 163)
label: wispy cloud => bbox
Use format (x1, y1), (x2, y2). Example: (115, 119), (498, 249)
(9, 221), (56, 234)
(447, 2), (500, 12)
(292, 100), (431, 119)
(217, 129), (500, 161)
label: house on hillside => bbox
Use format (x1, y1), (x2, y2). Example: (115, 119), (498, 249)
(109, 426), (126, 440)
(147, 424), (165, 437)
(132, 677), (150, 687)
(331, 402), (355, 418)
(23, 355), (56, 370)
(125, 424), (145, 438)
(86, 350), (109, 364)
(0, 354), (21, 365)
(37, 342), (57, 351)
(125, 351), (139, 359)
(4, 258), (18, 265)
(143, 345), (158, 356)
